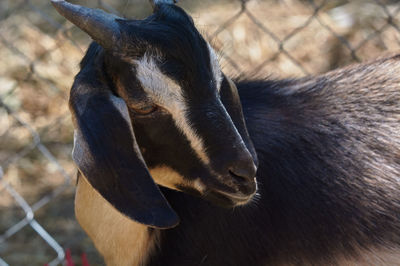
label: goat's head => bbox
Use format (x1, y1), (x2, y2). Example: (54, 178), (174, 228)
(53, 0), (258, 228)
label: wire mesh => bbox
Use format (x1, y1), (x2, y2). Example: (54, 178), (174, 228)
(1, 0), (400, 264)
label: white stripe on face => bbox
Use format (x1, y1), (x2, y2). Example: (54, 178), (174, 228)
(134, 54), (210, 165)
(207, 43), (223, 91)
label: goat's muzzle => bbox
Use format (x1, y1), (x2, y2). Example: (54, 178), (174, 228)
(205, 154), (258, 207)
(206, 183), (257, 207)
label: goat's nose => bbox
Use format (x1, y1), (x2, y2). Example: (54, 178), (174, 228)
(228, 155), (257, 184)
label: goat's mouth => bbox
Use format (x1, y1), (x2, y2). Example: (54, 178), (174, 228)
(204, 188), (257, 208)
(199, 173), (258, 208)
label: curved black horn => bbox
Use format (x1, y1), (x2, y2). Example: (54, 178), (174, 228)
(51, 0), (121, 50)
(149, 0), (178, 10)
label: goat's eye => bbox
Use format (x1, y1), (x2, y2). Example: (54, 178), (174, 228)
(132, 105), (158, 115)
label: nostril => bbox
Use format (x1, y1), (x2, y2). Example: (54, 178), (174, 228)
(229, 170), (249, 183)
(228, 163), (257, 183)
(228, 166), (257, 195)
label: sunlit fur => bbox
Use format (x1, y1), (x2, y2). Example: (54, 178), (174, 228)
(149, 165), (206, 192)
(75, 175), (158, 266)
(207, 44), (223, 91)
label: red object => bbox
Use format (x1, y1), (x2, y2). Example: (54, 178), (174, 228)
(81, 252), (90, 266)
(65, 249), (75, 266)
(63, 248), (90, 266)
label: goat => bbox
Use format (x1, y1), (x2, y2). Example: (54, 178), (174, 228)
(52, 0), (400, 265)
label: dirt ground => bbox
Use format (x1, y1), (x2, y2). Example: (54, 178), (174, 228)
(1, 0), (400, 265)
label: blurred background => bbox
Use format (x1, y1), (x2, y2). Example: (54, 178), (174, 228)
(1, 0), (400, 265)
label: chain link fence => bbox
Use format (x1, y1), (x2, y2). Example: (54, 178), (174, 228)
(1, 0), (400, 265)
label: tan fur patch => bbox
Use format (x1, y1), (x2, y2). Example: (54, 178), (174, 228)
(75, 175), (159, 266)
(150, 165), (206, 193)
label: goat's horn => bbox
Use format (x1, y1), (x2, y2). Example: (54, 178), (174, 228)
(149, 0), (178, 10)
(51, 0), (121, 50)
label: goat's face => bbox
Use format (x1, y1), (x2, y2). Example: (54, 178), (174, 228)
(53, 0), (257, 228)
(113, 6), (258, 206)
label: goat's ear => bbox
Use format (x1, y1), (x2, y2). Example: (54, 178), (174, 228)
(220, 75), (258, 165)
(70, 75), (179, 229)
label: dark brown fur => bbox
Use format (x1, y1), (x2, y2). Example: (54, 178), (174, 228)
(148, 55), (400, 265)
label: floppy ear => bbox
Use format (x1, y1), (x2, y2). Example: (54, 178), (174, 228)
(220, 75), (258, 166)
(70, 61), (179, 229)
